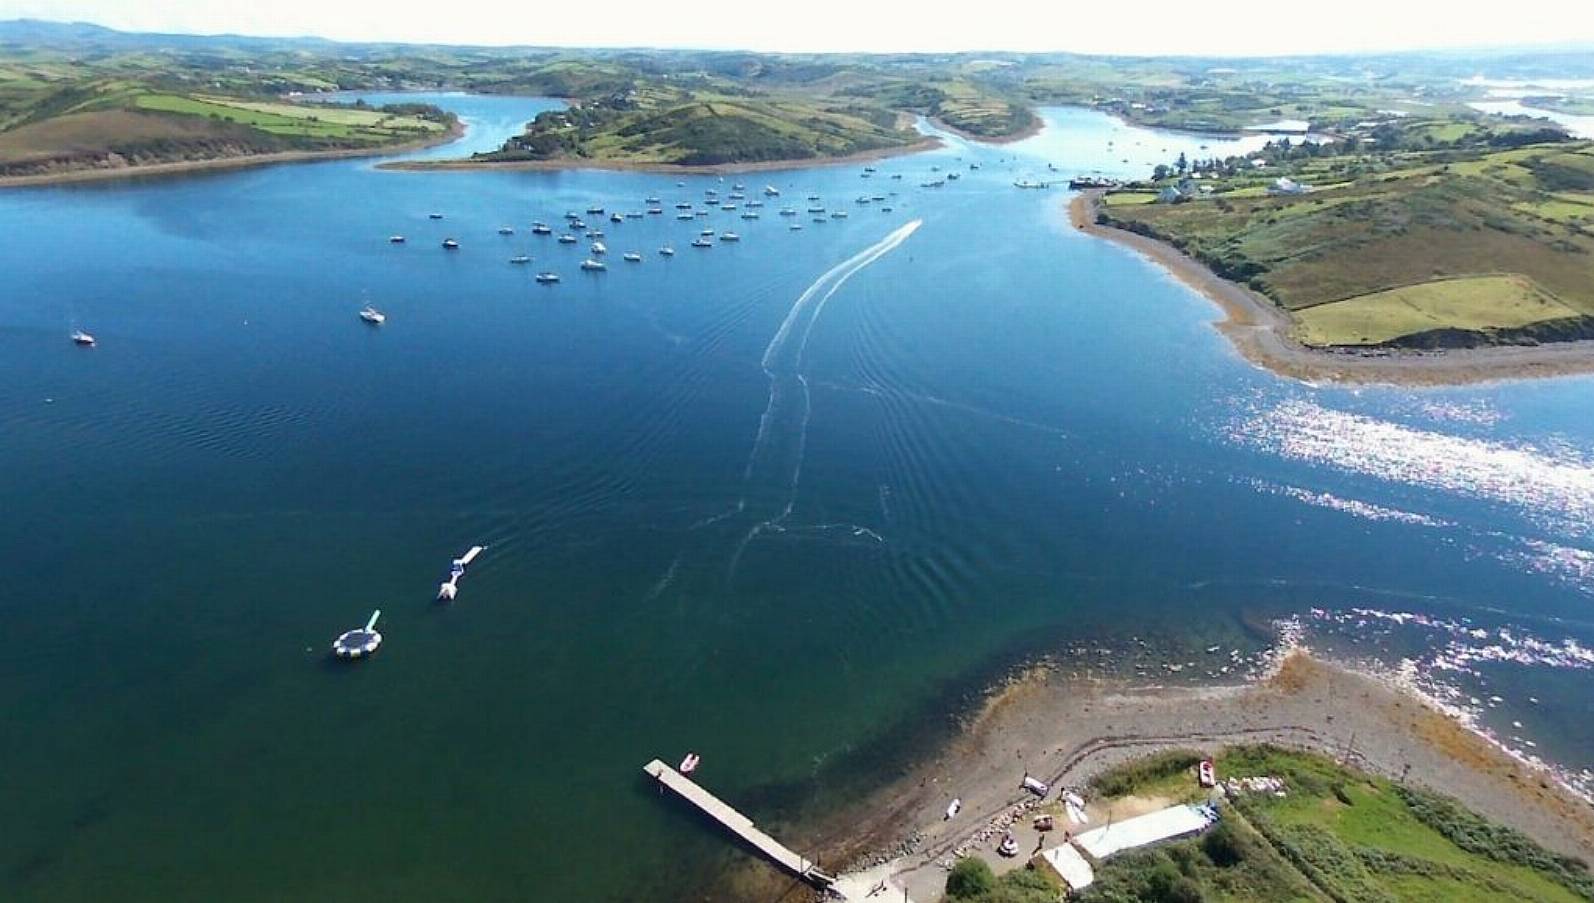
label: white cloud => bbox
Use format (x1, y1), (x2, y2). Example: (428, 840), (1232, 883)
(7, 0), (1594, 55)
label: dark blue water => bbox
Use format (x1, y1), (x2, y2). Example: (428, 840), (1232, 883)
(3, 98), (1593, 901)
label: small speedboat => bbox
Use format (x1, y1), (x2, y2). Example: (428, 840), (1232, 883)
(509, 255), (531, 265)
(70, 329), (95, 346)
(586, 230), (604, 239)
(358, 306), (385, 325)
(571, 219), (587, 230)
(807, 206), (825, 213)
(700, 229), (715, 237)
(586, 205), (605, 215)
(675, 202), (693, 210)
(625, 211), (643, 219)
(779, 208), (797, 216)
(831, 211), (849, 219)
(580, 258), (607, 271)
(389, 235), (406, 243)
(645, 196), (662, 204)
(676, 213), (695, 221)
(763, 185), (780, 196)
(658, 246), (675, 257)
(719, 232), (740, 242)
(498, 226), (515, 235)
(647, 208), (664, 215)
(740, 212), (759, 220)
(531, 222), (552, 235)
(746, 200), (764, 208)
(720, 204), (737, 211)
(731, 183), (745, 191)
(536, 272), (560, 284)
(680, 753), (701, 774)
(564, 211), (580, 220)
(789, 223), (803, 231)
(622, 252), (642, 262)
(442, 238), (459, 249)
(691, 238), (712, 248)
(428, 213), (443, 219)
(558, 234), (578, 244)
(610, 213), (624, 223)
(590, 241), (607, 255)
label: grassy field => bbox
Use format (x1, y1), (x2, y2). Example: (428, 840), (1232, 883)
(1292, 275), (1583, 346)
(1098, 132), (1594, 348)
(0, 70), (455, 177)
(1072, 745), (1593, 903)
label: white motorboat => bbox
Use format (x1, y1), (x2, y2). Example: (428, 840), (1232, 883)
(536, 272), (560, 284)
(691, 238), (712, 248)
(580, 258), (607, 271)
(590, 241), (607, 255)
(70, 329), (96, 346)
(558, 234), (578, 243)
(442, 238), (459, 249)
(763, 185), (780, 196)
(499, 226), (514, 235)
(719, 232), (740, 242)
(358, 306), (386, 325)
(622, 252), (642, 262)
(658, 246), (675, 256)
(389, 235), (406, 243)
(509, 255), (531, 265)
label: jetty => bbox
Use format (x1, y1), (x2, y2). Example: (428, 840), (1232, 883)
(642, 759), (837, 890)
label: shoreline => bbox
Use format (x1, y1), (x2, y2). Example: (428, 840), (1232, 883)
(375, 135), (944, 176)
(1069, 190), (1594, 387)
(804, 650), (1594, 902)
(0, 119), (466, 190)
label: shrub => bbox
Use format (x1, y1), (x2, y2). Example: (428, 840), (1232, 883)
(946, 857), (995, 899)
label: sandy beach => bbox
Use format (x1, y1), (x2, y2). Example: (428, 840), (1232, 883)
(0, 120), (466, 190)
(1070, 191), (1594, 387)
(779, 651), (1594, 902)
(376, 135), (944, 176)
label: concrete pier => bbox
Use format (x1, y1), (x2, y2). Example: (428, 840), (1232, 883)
(643, 759), (836, 889)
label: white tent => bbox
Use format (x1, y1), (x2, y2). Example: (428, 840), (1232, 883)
(1035, 843), (1095, 891)
(1074, 804), (1216, 860)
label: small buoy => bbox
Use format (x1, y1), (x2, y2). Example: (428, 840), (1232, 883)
(333, 610), (383, 659)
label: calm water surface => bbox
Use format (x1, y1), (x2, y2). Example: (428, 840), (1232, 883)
(3, 99), (1593, 901)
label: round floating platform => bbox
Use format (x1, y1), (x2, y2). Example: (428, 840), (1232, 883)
(333, 610), (383, 660)
(333, 629), (382, 659)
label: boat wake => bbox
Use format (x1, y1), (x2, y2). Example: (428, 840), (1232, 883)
(724, 220), (922, 580)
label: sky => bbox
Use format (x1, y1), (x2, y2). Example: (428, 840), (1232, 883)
(6, 0), (1594, 56)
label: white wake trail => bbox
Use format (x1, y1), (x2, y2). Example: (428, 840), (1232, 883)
(725, 220), (922, 580)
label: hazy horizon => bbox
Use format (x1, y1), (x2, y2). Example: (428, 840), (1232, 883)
(6, 0), (1594, 58)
